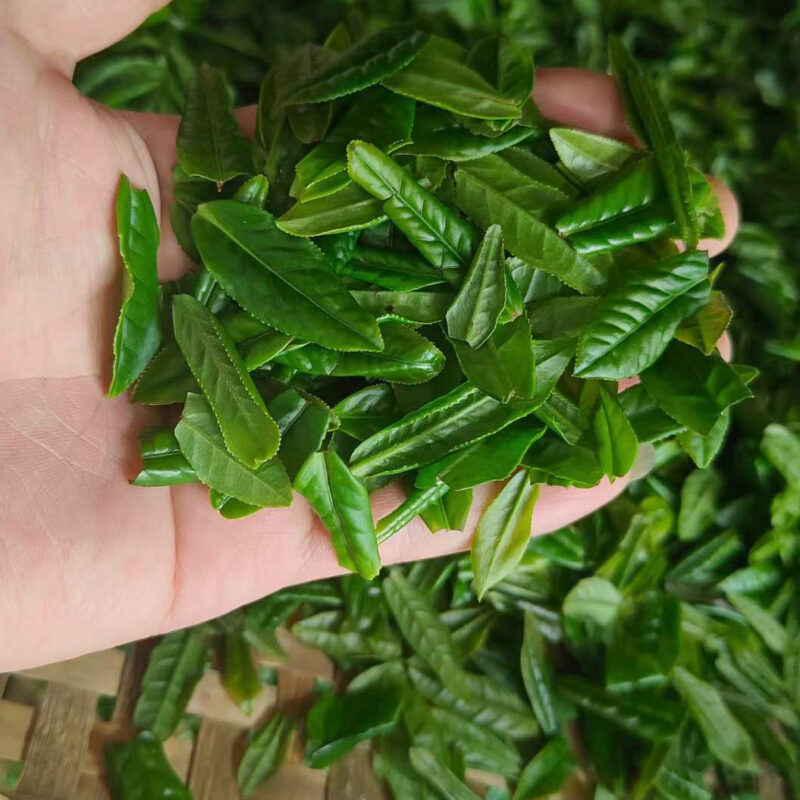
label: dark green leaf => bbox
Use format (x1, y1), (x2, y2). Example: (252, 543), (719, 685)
(223, 631), (261, 713)
(294, 450), (380, 579)
(340, 245), (445, 291)
(550, 127), (635, 183)
(524, 437), (603, 488)
(472, 471), (539, 598)
(446, 224), (506, 348)
(383, 38), (522, 120)
(133, 628), (207, 740)
(417, 419), (545, 490)
(678, 409), (729, 468)
(377, 481), (450, 543)
(671, 667), (757, 770)
(608, 38), (699, 248)
(278, 182), (384, 236)
(333, 384), (400, 441)
(293, 610), (402, 661)
(520, 611), (559, 737)
(109, 175), (162, 397)
(293, 88), (415, 200)
(238, 714), (294, 795)
(677, 468), (722, 541)
(132, 343), (198, 405)
(286, 26), (428, 104)
(192, 200), (383, 351)
(761, 423), (800, 486)
(454, 162), (604, 294)
(640, 342), (752, 435)
(558, 677), (681, 741)
(351, 288), (453, 325)
(399, 124), (534, 162)
(409, 747), (482, 800)
(106, 732), (191, 800)
(177, 65), (251, 185)
(306, 686), (403, 768)
(513, 737), (577, 800)
(351, 382), (538, 479)
(348, 141), (476, 271)
(594, 386), (639, 478)
(173, 294), (279, 468)
(574, 250), (709, 380)
(676, 290), (732, 354)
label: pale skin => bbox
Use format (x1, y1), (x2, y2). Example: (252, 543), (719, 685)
(0, 1), (739, 671)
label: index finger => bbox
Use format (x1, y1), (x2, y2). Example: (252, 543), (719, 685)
(534, 68), (740, 256)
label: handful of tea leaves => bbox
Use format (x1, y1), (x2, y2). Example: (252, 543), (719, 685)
(109, 28), (751, 595)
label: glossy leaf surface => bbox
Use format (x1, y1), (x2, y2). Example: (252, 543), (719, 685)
(109, 175), (162, 397)
(192, 200), (383, 351)
(177, 65), (251, 185)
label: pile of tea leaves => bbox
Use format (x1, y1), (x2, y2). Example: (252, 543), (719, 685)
(77, 6), (800, 800)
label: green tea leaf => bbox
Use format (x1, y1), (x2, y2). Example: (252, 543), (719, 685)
(520, 611), (559, 737)
(333, 384), (399, 441)
(416, 419), (545, 490)
(351, 382), (538, 479)
(409, 747), (482, 800)
(348, 141), (476, 271)
(177, 65), (251, 185)
(671, 667), (757, 770)
(192, 200), (383, 351)
(278, 182), (384, 236)
(351, 288), (453, 325)
(293, 611), (402, 661)
(173, 294), (279, 468)
(383, 38), (522, 120)
(513, 737), (577, 800)
(286, 26), (428, 104)
(608, 38), (699, 248)
(446, 224), (506, 348)
(132, 427), (197, 487)
(575, 250), (710, 380)
(377, 481), (450, 543)
(606, 594), (680, 693)
(238, 714), (294, 795)
(131, 344), (198, 405)
(454, 163), (604, 294)
(619, 384), (685, 443)
(550, 127), (635, 183)
(133, 628), (207, 740)
(223, 631), (261, 713)
(727, 593), (787, 654)
(524, 437), (603, 488)
(294, 450), (380, 579)
(563, 576), (622, 631)
(677, 468), (722, 541)
(556, 157), (660, 235)
(175, 394), (292, 507)
(109, 175), (162, 397)
(293, 88), (415, 200)
(558, 677), (681, 741)
(593, 386), (638, 478)
(306, 686), (403, 767)
(340, 245), (445, 291)
(472, 471), (539, 599)
(676, 291), (732, 354)
(761, 424), (800, 486)
(467, 36), (534, 107)
(640, 342), (752, 436)
(399, 124), (534, 162)
(106, 732), (191, 800)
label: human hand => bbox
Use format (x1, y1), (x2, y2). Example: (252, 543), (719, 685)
(0, 1), (739, 671)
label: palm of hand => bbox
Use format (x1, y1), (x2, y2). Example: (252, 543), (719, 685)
(0, 5), (738, 671)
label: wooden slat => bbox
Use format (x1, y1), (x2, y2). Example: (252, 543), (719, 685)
(0, 700), (33, 762)
(188, 718), (242, 800)
(0, 675), (8, 697)
(14, 683), (96, 800)
(20, 651), (124, 697)
(111, 641), (155, 728)
(251, 761), (327, 800)
(326, 745), (385, 800)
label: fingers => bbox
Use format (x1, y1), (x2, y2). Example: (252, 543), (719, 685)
(534, 67), (739, 254)
(3, 0), (170, 68)
(162, 448), (654, 633)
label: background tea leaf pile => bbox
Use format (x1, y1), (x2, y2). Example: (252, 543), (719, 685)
(76, 1), (800, 799)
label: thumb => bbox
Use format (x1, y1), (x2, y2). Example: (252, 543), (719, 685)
(3, 0), (170, 69)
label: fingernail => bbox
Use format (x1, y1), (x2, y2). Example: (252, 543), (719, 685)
(630, 444), (655, 481)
